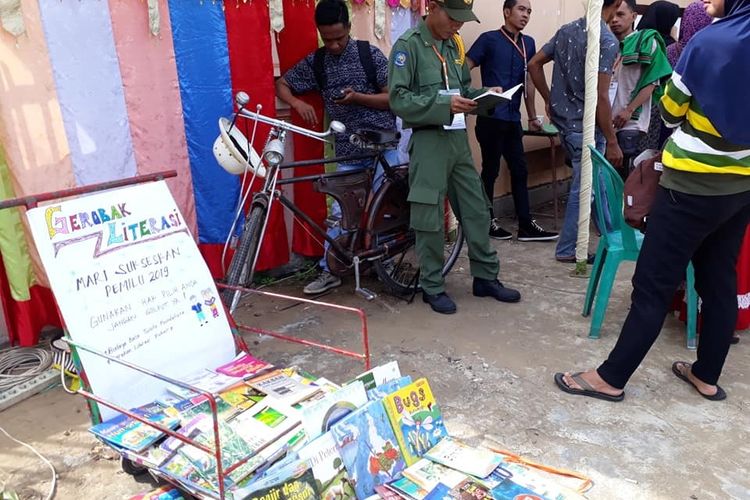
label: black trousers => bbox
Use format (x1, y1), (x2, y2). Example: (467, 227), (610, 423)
(475, 116), (531, 225)
(598, 185), (750, 388)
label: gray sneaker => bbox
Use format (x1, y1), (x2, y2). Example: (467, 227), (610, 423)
(303, 271), (342, 295)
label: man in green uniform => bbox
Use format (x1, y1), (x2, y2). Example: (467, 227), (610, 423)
(389, 0), (521, 314)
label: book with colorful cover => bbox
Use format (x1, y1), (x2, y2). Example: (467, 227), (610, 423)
(300, 380), (368, 441)
(331, 400), (407, 499)
(402, 458), (467, 492)
(366, 376), (412, 401)
(230, 401), (301, 455)
(382, 378), (448, 466)
(89, 402), (180, 453)
(245, 464), (320, 500)
(128, 485), (184, 500)
(385, 476), (430, 499)
(176, 414), (257, 486)
(297, 431), (355, 499)
(425, 477), (492, 499)
(248, 369), (322, 406)
(167, 369), (242, 399)
(218, 383), (265, 411)
(215, 352), (274, 379)
(373, 485), (405, 499)
(497, 461), (582, 500)
(348, 361), (401, 391)
(159, 453), (218, 498)
(424, 438), (502, 479)
(165, 394), (242, 425)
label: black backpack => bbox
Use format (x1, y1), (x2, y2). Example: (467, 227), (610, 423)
(312, 40), (380, 93)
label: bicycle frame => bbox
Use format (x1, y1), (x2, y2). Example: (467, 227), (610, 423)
(251, 148), (408, 273)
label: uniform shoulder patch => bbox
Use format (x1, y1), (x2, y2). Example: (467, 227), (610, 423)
(394, 51), (407, 67)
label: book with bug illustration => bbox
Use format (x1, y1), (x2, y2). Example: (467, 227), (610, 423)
(382, 378), (449, 466)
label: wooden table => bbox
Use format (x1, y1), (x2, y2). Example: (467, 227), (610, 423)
(523, 123), (561, 228)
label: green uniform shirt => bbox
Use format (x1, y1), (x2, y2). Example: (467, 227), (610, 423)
(388, 20), (485, 129)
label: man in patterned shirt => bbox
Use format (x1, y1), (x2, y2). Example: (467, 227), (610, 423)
(276, 0), (398, 294)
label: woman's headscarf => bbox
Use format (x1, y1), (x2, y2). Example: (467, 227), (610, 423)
(666, 2), (712, 67)
(677, 0), (750, 145)
(637, 1), (681, 45)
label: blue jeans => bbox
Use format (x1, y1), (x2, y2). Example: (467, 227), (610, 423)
(555, 131), (608, 259)
(320, 149), (400, 271)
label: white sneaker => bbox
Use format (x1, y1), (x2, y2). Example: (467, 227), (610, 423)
(303, 271), (342, 295)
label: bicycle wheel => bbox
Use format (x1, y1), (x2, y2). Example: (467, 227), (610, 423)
(369, 173), (464, 296)
(221, 204), (266, 308)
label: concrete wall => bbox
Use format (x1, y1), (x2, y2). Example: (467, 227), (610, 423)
(462, 0), (691, 202)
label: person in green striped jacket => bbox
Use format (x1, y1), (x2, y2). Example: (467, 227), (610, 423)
(554, 0), (750, 403)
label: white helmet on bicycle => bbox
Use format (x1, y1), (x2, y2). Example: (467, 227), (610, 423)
(213, 117), (266, 178)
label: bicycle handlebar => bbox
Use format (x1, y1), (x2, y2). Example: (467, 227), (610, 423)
(236, 107), (345, 142)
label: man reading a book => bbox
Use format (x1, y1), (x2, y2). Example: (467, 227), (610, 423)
(388, 0), (521, 314)
(466, 0), (558, 243)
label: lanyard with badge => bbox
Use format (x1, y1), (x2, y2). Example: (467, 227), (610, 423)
(499, 28), (528, 98)
(432, 44), (466, 131)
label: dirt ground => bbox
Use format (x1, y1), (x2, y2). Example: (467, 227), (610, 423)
(1, 215), (748, 500)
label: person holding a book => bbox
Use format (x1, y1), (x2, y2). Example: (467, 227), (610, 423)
(466, 0), (558, 243)
(388, 0), (521, 314)
(528, 0), (624, 264)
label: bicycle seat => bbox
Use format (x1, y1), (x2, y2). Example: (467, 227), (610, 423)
(350, 128), (401, 148)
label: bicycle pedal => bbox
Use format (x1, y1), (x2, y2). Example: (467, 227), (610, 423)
(356, 287), (377, 301)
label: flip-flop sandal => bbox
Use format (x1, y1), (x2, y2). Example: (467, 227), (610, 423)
(554, 372), (625, 402)
(671, 362), (726, 401)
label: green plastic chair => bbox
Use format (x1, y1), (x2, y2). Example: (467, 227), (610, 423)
(583, 146), (698, 349)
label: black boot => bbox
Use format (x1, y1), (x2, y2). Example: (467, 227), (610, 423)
(472, 278), (521, 303)
(422, 291), (457, 314)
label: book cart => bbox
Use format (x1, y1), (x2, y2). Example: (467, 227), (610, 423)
(1, 171), (371, 500)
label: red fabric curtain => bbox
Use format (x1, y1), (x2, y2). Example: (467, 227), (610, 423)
(0, 257), (61, 346)
(223, 1), (290, 272)
(276, 0), (327, 258)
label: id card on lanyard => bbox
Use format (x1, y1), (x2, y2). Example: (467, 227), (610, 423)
(432, 45), (466, 131)
(499, 28), (528, 98)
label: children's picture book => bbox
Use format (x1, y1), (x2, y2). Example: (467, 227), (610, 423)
(215, 352), (274, 379)
(89, 402), (180, 453)
(298, 431), (354, 500)
(347, 361), (401, 391)
(245, 464), (320, 500)
(424, 438), (502, 479)
(332, 400), (407, 499)
(248, 369), (322, 406)
(366, 375), (412, 401)
(301, 380), (368, 441)
(382, 378), (449, 466)
(402, 458), (467, 492)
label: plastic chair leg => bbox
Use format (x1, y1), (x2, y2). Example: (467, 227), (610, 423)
(583, 244), (607, 317)
(685, 262), (698, 350)
(589, 255), (621, 339)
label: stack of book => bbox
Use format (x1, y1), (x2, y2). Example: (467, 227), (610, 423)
(89, 355), (583, 500)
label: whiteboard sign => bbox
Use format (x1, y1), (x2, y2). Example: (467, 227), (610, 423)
(27, 181), (236, 419)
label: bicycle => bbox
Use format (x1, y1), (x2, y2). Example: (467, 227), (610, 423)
(213, 92), (464, 312)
